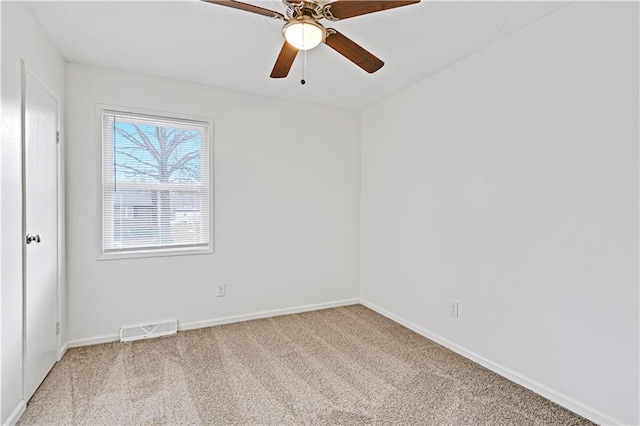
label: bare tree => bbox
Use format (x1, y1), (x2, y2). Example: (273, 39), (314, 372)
(115, 124), (201, 243)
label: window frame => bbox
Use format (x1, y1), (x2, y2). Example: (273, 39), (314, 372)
(96, 104), (214, 260)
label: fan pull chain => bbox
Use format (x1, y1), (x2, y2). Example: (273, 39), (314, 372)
(301, 49), (307, 85)
(301, 25), (306, 85)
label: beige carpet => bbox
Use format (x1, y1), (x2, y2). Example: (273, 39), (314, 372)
(19, 305), (592, 425)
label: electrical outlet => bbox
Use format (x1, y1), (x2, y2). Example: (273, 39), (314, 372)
(449, 300), (459, 318)
(217, 284), (226, 297)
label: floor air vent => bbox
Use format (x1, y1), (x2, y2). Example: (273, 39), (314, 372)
(120, 320), (177, 342)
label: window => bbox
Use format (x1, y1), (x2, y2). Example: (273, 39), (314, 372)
(100, 107), (212, 258)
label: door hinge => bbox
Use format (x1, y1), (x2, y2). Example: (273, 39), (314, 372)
(56, 322), (60, 335)
(56, 131), (60, 144)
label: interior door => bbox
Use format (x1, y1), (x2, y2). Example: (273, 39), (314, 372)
(24, 71), (59, 401)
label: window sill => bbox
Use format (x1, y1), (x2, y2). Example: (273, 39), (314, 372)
(98, 245), (213, 261)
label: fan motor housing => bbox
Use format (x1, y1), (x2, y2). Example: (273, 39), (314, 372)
(286, 0), (325, 20)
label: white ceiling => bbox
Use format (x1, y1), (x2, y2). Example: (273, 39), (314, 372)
(28, 1), (568, 110)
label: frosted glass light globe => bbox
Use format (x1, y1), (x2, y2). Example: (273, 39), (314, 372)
(283, 20), (325, 50)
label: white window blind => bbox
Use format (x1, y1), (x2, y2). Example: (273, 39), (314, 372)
(101, 109), (211, 256)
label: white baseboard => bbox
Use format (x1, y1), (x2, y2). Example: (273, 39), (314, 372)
(178, 298), (359, 332)
(57, 342), (69, 360)
(360, 299), (625, 426)
(67, 332), (119, 348)
(66, 298), (360, 349)
(4, 400), (26, 426)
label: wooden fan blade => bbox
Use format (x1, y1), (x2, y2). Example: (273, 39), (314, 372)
(324, 30), (384, 73)
(271, 42), (298, 78)
(324, 0), (420, 20)
(201, 0), (285, 20)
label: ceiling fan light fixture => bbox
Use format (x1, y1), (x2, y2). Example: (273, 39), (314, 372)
(283, 19), (326, 50)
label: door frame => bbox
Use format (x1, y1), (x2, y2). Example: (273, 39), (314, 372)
(20, 60), (65, 402)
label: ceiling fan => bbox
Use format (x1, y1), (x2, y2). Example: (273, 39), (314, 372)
(202, 0), (421, 78)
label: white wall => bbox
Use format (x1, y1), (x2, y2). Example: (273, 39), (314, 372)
(360, 2), (638, 425)
(65, 63), (361, 343)
(1, 3), (66, 424)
